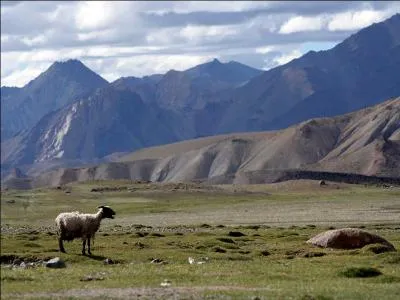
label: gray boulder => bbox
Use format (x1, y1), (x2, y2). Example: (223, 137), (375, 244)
(306, 228), (396, 250)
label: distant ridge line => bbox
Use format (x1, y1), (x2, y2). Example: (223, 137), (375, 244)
(228, 169), (400, 185)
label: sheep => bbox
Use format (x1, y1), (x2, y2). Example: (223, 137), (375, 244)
(55, 206), (116, 255)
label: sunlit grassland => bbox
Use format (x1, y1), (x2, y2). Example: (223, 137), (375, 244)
(1, 180), (400, 299)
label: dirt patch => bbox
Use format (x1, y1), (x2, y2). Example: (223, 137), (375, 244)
(8, 286), (277, 299)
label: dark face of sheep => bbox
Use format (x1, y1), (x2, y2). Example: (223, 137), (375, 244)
(98, 206), (116, 219)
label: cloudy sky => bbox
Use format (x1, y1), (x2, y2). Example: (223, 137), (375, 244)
(1, 1), (399, 87)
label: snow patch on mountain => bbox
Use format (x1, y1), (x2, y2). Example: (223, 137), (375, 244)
(36, 103), (78, 161)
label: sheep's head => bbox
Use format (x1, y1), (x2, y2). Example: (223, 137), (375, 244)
(98, 206), (116, 219)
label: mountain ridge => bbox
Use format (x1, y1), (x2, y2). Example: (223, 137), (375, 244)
(3, 97), (399, 189)
(214, 13), (400, 134)
(1, 59), (108, 139)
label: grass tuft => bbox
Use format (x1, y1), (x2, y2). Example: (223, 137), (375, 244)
(361, 244), (395, 254)
(217, 237), (235, 244)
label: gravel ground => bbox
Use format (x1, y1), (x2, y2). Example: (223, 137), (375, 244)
(6, 286), (276, 300)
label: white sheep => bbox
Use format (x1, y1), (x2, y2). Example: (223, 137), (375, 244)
(55, 206), (116, 255)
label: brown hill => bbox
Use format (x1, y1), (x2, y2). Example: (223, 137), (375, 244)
(3, 97), (399, 189)
(116, 97), (399, 181)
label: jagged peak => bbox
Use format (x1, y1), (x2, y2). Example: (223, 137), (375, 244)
(165, 69), (183, 76)
(210, 58), (222, 64)
(49, 58), (86, 70)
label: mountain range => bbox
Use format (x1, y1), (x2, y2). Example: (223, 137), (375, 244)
(1, 13), (400, 183)
(3, 97), (399, 189)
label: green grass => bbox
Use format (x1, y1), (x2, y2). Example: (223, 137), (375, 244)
(1, 181), (400, 299)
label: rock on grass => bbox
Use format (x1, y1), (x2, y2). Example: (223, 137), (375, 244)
(45, 257), (66, 268)
(307, 228), (396, 250)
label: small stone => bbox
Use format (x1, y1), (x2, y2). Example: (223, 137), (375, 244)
(80, 275), (94, 281)
(160, 279), (171, 287)
(150, 258), (168, 264)
(104, 258), (114, 265)
(45, 257), (66, 268)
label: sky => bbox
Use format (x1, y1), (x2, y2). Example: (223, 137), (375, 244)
(1, 1), (399, 87)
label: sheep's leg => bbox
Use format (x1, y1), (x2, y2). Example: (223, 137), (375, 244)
(58, 228), (67, 253)
(87, 237), (92, 255)
(58, 238), (66, 253)
(82, 239), (87, 255)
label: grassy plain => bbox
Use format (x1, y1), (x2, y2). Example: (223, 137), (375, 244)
(1, 180), (400, 299)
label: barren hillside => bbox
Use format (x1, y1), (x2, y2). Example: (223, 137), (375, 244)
(3, 97), (399, 189)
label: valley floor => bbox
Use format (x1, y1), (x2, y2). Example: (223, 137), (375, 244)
(1, 180), (399, 299)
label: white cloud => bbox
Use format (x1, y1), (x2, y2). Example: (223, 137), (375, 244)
(327, 10), (389, 31)
(1, 49), (86, 84)
(74, 1), (117, 30)
(1, 64), (50, 87)
(180, 24), (238, 41)
(1, 35), (10, 43)
(77, 30), (114, 42)
(21, 34), (48, 47)
(1, 1), (399, 87)
(151, 1), (270, 14)
(145, 28), (179, 45)
(273, 49), (302, 65)
(255, 46), (276, 54)
(85, 45), (166, 57)
(83, 54), (218, 82)
(105, 54), (218, 80)
(279, 15), (327, 34)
